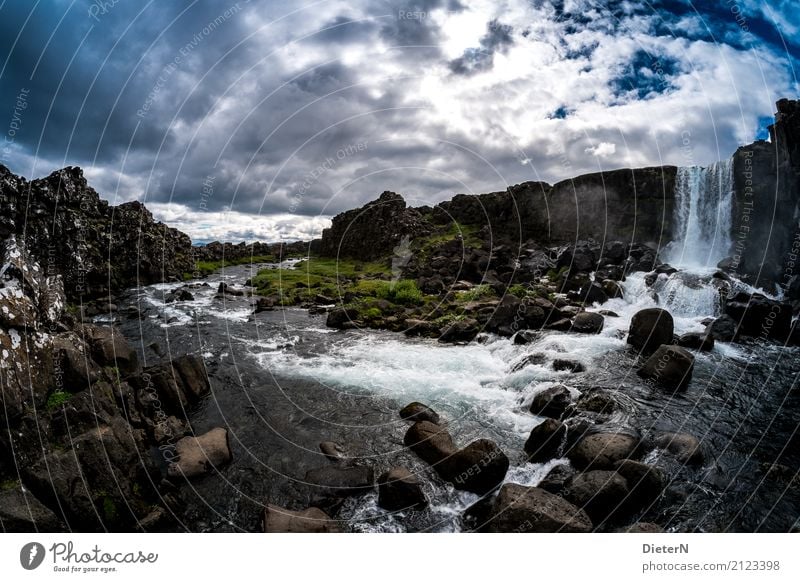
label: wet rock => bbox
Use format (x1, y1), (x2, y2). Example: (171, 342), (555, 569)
(377, 467), (427, 511)
(485, 294), (523, 333)
(576, 388), (617, 414)
(439, 439), (509, 495)
(655, 432), (704, 465)
(571, 312), (604, 334)
(165, 288), (194, 303)
(403, 421), (456, 465)
(84, 325), (139, 376)
(399, 402), (440, 424)
(613, 459), (664, 509)
(304, 466), (375, 497)
(510, 353), (548, 372)
(254, 296), (276, 313)
(564, 470), (630, 524)
(568, 282), (608, 306)
(217, 282), (244, 297)
(627, 308), (674, 354)
(677, 332), (715, 352)
(326, 307), (359, 329)
(0, 484), (63, 532)
(603, 241), (627, 264)
(485, 484), (593, 533)
(545, 317), (573, 331)
(438, 317), (480, 343)
(51, 332), (97, 390)
(568, 432), (640, 470)
(553, 359), (585, 373)
(153, 416), (188, 445)
(319, 441), (344, 462)
(706, 314), (738, 342)
(601, 279), (624, 299)
(538, 464), (576, 495)
(524, 418), (566, 463)
(167, 427), (232, 479)
(529, 384), (572, 418)
(637, 345), (694, 391)
(513, 330), (539, 344)
(262, 505), (341, 533)
(599, 310), (619, 317)
(616, 522), (663, 533)
(724, 293), (793, 341)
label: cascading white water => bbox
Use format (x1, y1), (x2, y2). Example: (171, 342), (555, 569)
(666, 159), (734, 269)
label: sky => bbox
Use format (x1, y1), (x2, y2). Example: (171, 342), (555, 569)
(1, 0), (798, 243)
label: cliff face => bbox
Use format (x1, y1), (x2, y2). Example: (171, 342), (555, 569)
(0, 165), (194, 300)
(732, 99), (800, 290)
(322, 166), (678, 261)
(319, 191), (431, 260)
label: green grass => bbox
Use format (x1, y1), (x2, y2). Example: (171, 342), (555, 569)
(420, 221), (482, 249)
(376, 279), (424, 305)
(0, 478), (19, 491)
(184, 254), (277, 279)
(46, 390), (72, 411)
(250, 256), (391, 304)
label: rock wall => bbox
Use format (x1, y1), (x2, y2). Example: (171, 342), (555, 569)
(321, 167), (678, 260)
(732, 99), (800, 290)
(0, 165), (194, 300)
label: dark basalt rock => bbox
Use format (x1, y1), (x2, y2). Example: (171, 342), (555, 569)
(564, 470), (630, 524)
(627, 308), (674, 354)
(377, 467), (427, 511)
(524, 418), (566, 463)
(706, 314), (738, 342)
(0, 165), (193, 301)
(485, 484), (593, 533)
(677, 332), (715, 352)
(404, 421), (456, 465)
(637, 345), (694, 391)
(655, 432), (704, 465)
(571, 312), (604, 334)
(529, 384), (572, 418)
(568, 432), (640, 470)
(399, 402), (440, 424)
(262, 505), (341, 533)
(438, 439), (509, 495)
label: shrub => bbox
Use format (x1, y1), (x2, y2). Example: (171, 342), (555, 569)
(389, 279), (423, 305)
(46, 390), (72, 410)
(361, 307), (383, 321)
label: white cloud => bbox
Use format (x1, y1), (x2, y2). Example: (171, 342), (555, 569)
(585, 141), (617, 157)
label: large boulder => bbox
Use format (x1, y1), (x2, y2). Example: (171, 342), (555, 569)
(262, 505), (341, 533)
(524, 418), (566, 463)
(438, 317), (480, 343)
(0, 485), (63, 532)
(627, 308), (674, 354)
(724, 293), (793, 341)
(84, 325), (139, 376)
(326, 307), (359, 329)
(706, 314), (738, 342)
(377, 467), (427, 511)
(568, 432), (640, 470)
(613, 459), (665, 509)
(563, 470), (630, 524)
(403, 421), (456, 465)
(485, 484), (592, 533)
(637, 345), (694, 391)
(570, 312), (604, 334)
(677, 332), (715, 352)
(399, 402), (440, 424)
(167, 427), (232, 479)
(529, 384), (572, 418)
(439, 439), (509, 495)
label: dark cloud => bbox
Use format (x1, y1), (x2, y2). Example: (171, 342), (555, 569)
(0, 0), (797, 241)
(449, 19), (514, 75)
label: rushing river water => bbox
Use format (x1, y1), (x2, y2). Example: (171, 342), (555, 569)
(110, 257), (800, 533)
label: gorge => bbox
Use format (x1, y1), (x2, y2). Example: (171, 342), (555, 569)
(0, 99), (799, 533)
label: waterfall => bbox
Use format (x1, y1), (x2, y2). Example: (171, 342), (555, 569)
(665, 159), (734, 269)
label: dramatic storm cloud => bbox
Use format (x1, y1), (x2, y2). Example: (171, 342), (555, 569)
(1, 0), (798, 242)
